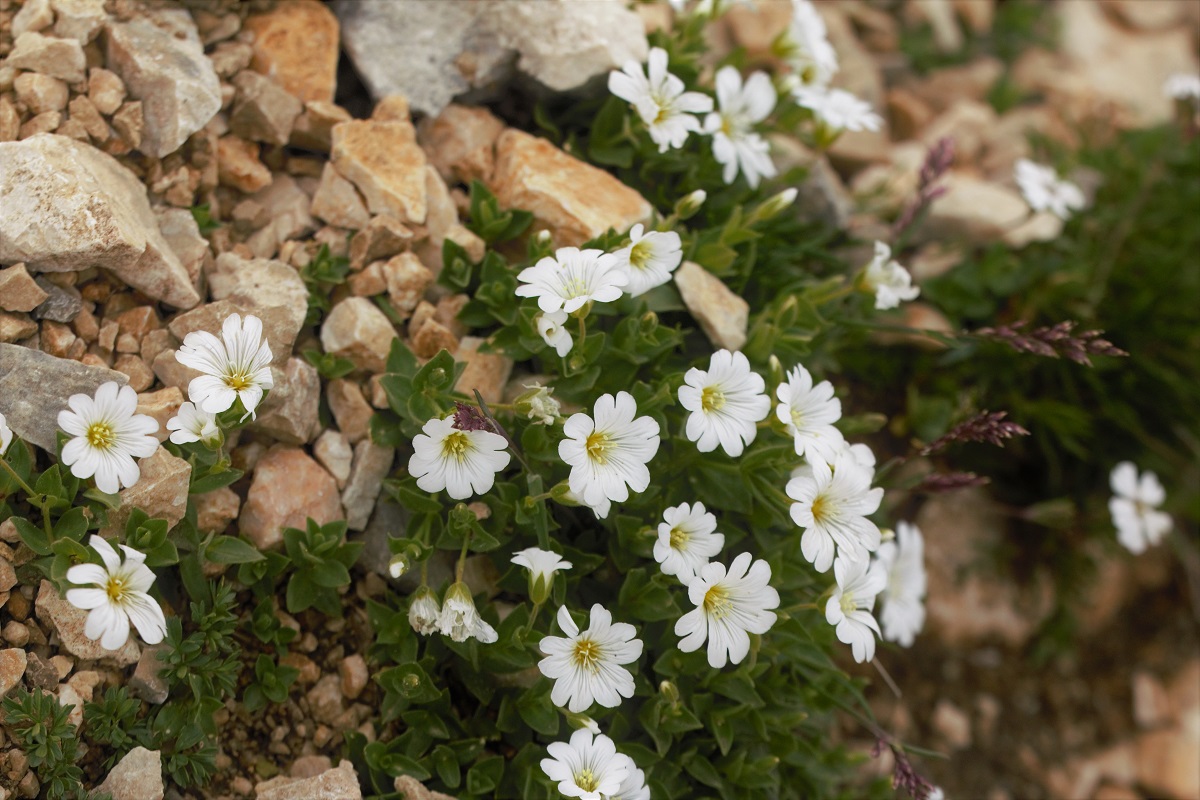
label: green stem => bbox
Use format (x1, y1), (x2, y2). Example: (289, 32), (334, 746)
(0, 457), (36, 497)
(455, 530), (472, 583)
(522, 601), (542, 639)
(0, 458), (53, 541)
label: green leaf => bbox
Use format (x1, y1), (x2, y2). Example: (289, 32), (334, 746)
(205, 536), (265, 565)
(189, 466), (243, 495)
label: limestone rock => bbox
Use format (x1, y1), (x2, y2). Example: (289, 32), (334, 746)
(310, 162), (370, 230)
(102, 447), (192, 535)
(349, 216), (415, 270)
(50, 0), (107, 44)
(320, 297), (398, 373)
(290, 101), (352, 153)
(418, 104), (506, 185)
(12, 0), (53, 38)
(454, 336), (513, 405)
(243, 0), (340, 104)
(0, 264), (50, 312)
(924, 174), (1028, 242)
(230, 70), (303, 147)
(14, 72), (68, 114)
(105, 12), (222, 157)
(31, 276), (83, 323)
(129, 645), (169, 704)
(35, 580), (140, 665)
(331, 118), (427, 224)
(88, 68), (127, 115)
(155, 206), (210, 285)
(0, 134), (200, 308)
(255, 759), (361, 800)
(327, 379), (373, 443)
(0, 312), (38, 343)
(673, 261), (748, 351)
(0, 343), (128, 451)
(489, 129), (651, 247)
(0, 648), (27, 697)
(240, 446), (343, 550)
(95, 747), (165, 800)
(217, 135), (273, 193)
(381, 253), (432, 321)
(5, 31), (86, 83)
(252, 357), (320, 444)
(314, 430), (354, 488)
(393, 775), (457, 800)
(202, 253), (309, 358)
(195, 485), (240, 534)
(342, 440), (394, 531)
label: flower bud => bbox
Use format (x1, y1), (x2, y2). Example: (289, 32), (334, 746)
(407, 585), (441, 635)
(879, 527), (895, 543)
(749, 188), (799, 225)
(388, 553), (410, 579)
(659, 680), (681, 708)
(639, 311), (659, 335)
(563, 710), (601, 734)
(550, 480), (579, 506)
(674, 189), (707, 220)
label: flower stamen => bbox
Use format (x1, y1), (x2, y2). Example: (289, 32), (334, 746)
(703, 584), (732, 619)
(585, 432), (612, 464)
(86, 421), (115, 450)
(700, 386), (726, 412)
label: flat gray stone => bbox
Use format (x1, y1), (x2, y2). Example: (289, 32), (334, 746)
(96, 746), (165, 800)
(341, 440), (394, 531)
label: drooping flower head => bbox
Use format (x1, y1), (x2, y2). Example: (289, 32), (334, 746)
(512, 547), (573, 604)
(165, 401), (221, 446)
(516, 247), (627, 315)
(678, 349), (771, 457)
(537, 310), (574, 357)
(408, 415), (511, 500)
(540, 729), (629, 800)
(608, 47), (713, 153)
(57, 382), (159, 494)
(787, 452), (884, 572)
(611, 224), (683, 298)
(539, 605), (643, 713)
(1013, 159), (1085, 220)
(1108, 461), (1172, 554)
(775, 363), (844, 463)
(175, 313), (274, 420)
(437, 581), (497, 644)
(408, 585), (441, 636)
(655, 502), (726, 586)
(794, 87), (883, 135)
(675, 552), (780, 668)
(826, 556), (887, 663)
(65, 535), (167, 651)
(704, 66), (778, 189)
(0, 411), (12, 456)
(875, 521), (927, 647)
(514, 383), (562, 426)
(780, 0), (839, 90)
(862, 241), (920, 311)
(559, 391), (660, 510)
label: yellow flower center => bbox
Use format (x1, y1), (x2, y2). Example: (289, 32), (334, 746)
(701, 386), (725, 412)
(669, 526), (690, 549)
(224, 372), (253, 391)
(839, 591), (857, 615)
(629, 239), (653, 270)
(105, 576), (129, 603)
(575, 769), (600, 792)
(585, 432), (612, 464)
(810, 493), (829, 524)
(441, 431), (472, 461)
(86, 422), (116, 450)
(571, 638), (602, 672)
(789, 408), (805, 430)
(703, 584), (732, 619)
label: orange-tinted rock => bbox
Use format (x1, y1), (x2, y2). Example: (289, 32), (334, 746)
(418, 104), (506, 185)
(217, 135), (272, 193)
(240, 446), (344, 550)
(331, 117), (427, 224)
(243, 0), (339, 104)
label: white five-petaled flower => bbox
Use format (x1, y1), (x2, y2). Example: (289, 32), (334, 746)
(165, 401), (220, 446)
(863, 241), (920, 310)
(516, 247), (627, 315)
(781, 0), (839, 90)
(0, 411), (12, 456)
(787, 452), (884, 573)
(1108, 461), (1173, 554)
(540, 729), (629, 800)
(559, 391), (660, 510)
(612, 224), (683, 297)
(539, 605), (643, 713)
(1163, 73), (1200, 102)
(58, 382), (159, 495)
(175, 313), (274, 420)
(408, 415), (511, 500)
(610, 755), (650, 800)
(512, 547), (573, 605)
(437, 581), (497, 644)
(65, 535), (167, 651)
(408, 586), (441, 636)
(794, 87), (883, 133)
(1013, 159), (1085, 220)
(874, 521), (927, 647)
(791, 441), (877, 484)
(826, 556), (887, 663)
(608, 46), (713, 153)
(537, 310), (574, 358)
(676, 552), (779, 668)
(655, 502), (726, 585)
(704, 66), (778, 189)
(775, 363), (845, 463)
(678, 349), (771, 457)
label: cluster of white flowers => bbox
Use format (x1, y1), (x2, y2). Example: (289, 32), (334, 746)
(541, 729), (648, 800)
(407, 581), (498, 645)
(862, 241), (920, 311)
(1014, 158), (1086, 220)
(784, 1), (882, 136)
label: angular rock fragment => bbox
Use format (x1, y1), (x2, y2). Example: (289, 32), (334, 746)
(331, 117), (427, 225)
(6, 31), (86, 83)
(243, 0), (340, 104)
(95, 747), (165, 800)
(320, 297), (398, 373)
(342, 440), (394, 531)
(240, 446), (343, 550)
(673, 261), (749, 352)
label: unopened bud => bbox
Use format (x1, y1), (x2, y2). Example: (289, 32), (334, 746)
(563, 710), (601, 734)
(674, 189), (707, 220)
(388, 554), (410, 579)
(749, 188), (799, 224)
(550, 480), (579, 506)
(767, 353), (785, 387)
(639, 311), (659, 335)
(659, 680), (681, 707)
(879, 528), (895, 543)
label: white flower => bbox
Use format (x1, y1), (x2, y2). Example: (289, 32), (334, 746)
(408, 586), (441, 636)
(1108, 461), (1172, 554)
(512, 547), (573, 604)
(562, 487), (613, 521)
(703, 66), (777, 188)
(927, 787), (945, 800)
(537, 310), (574, 358)
(775, 364), (844, 463)
(57, 382), (159, 495)
(65, 535), (167, 651)
(826, 556), (887, 663)
(655, 502), (726, 585)
(540, 729), (629, 800)
(874, 521), (927, 647)
(438, 581), (497, 644)
(516, 247), (627, 315)
(794, 87), (882, 133)
(790, 441), (877, 484)
(408, 415), (511, 500)
(675, 552), (779, 668)
(539, 605), (642, 713)
(782, 0), (839, 89)
(608, 46), (713, 153)
(678, 349), (771, 457)
(516, 383), (562, 425)
(610, 755), (650, 800)
(787, 452), (883, 573)
(559, 391), (660, 509)
(863, 241), (919, 310)
(175, 313), (274, 420)
(0, 411), (12, 456)
(1164, 73), (1200, 101)
(1013, 158), (1085, 220)
(165, 401), (220, 446)
(611, 224), (682, 298)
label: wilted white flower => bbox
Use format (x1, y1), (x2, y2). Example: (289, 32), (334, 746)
(655, 502), (726, 585)
(515, 383), (562, 426)
(608, 47), (713, 153)
(540, 729), (629, 800)
(874, 521), (927, 647)
(826, 556), (886, 663)
(678, 349), (771, 457)
(66, 535), (166, 651)
(516, 247), (627, 315)
(1108, 461), (1173, 554)
(781, 0), (839, 89)
(438, 581), (497, 644)
(537, 310), (574, 358)
(863, 241), (920, 310)
(539, 605), (643, 713)
(512, 547), (573, 604)
(775, 364), (844, 463)
(58, 382), (159, 495)
(676, 552), (779, 668)
(795, 87), (882, 133)
(165, 401), (221, 446)
(408, 415), (511, 500)
(787, 452), (883, 572)
(1013, 159), (1085, 220)
(175, 313), (274, 419)
(704, 66), (777, 188)
(559, 391), (660, 510)
(408, 586), (441, 635)
(610, 755), (650, 800)
(611, 224), (683, 297)
(1164, 73), (1200, 101)
(0, 411), (12, 456)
